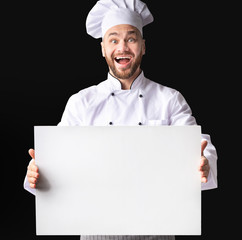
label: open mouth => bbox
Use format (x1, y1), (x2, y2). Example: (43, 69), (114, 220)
(114, 56), (132, 65)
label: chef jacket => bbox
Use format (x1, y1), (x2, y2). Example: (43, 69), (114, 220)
(24, 71), (217, 239)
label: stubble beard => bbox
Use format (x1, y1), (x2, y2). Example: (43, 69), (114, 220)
(105, 51), (143, 80)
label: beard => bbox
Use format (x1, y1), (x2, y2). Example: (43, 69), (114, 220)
(105, 51), (143, 80)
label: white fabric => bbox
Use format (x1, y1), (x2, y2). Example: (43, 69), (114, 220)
(86, 0), (154, 38)
(102, 8), (143, 38)
(80, 236), (175, 240)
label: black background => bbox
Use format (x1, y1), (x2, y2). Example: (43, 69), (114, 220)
(1, 1), (237, 239)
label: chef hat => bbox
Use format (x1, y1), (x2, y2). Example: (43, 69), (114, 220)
(86, 0), (154, 39)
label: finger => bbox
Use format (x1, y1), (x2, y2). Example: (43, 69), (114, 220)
(201, 140), (207, 156)
(200, 170), (209, 178)
(28, 176), (38, 185)
(27, 170), (39, 178)
(200, 164), (209, 172)
(28, 149), (35, 159)
(199, 164), (207, 172)
(198, 156), (208, 171)
(201, 176), (208, 183)
(30, 183), (36, 189)
(200, 156), (209, 168)
(28, 162), (39, 173)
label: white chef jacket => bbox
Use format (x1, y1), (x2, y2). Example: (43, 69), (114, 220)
(24, 71), (217, 240)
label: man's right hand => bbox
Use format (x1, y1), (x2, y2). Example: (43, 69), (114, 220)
(27, 149), (39, 188)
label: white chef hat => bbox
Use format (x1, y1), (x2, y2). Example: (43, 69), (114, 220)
(86, 0), (154, 39)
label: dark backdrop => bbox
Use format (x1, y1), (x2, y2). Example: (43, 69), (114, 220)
(2, 1), (235, 239)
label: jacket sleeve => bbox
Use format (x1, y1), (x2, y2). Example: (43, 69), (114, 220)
(169, 91), (218, 190)
(58, 94), (85, 126)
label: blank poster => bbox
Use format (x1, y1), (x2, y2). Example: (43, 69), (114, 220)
(35, 126), (201, 235)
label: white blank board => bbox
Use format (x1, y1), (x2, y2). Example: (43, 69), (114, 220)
(35, 126), (201, 235)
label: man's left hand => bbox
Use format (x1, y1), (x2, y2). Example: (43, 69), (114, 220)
(199, 140), (210, 183)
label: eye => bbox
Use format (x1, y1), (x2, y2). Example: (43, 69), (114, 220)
(128, 38), (136, 43)
(111, 39), (118, 44)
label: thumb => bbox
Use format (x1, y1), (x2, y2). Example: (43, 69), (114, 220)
(28, 148), (35, 159)
(201, 140), (208, 156)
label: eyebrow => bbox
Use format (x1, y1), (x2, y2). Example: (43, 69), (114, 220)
(107, 30), (138, 38)
(108, 32), (119, 38)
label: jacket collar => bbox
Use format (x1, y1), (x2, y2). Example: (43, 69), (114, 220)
(107, 71), (145, 91)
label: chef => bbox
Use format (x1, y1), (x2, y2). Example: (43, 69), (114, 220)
(24, 0), (218, 239)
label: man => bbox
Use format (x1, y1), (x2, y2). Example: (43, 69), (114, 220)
(24, 0), (217, 239)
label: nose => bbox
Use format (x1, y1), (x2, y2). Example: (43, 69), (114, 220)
(117, 40), (129, 53)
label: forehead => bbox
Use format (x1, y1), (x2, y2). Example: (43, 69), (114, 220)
(104, 24), (142, 39)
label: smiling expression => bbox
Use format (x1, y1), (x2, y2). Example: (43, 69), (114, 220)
(101, 24), (146, 81)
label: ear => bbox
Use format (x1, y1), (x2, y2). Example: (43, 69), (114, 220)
(142, 39), (146, 56)
(101, 41), (105, 57)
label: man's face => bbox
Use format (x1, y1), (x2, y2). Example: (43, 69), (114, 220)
(101, 24), (145, 80)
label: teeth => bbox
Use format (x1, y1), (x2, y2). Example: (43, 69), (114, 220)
(115, 56), (131, 60)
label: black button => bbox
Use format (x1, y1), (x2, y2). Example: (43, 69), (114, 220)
(138, 122), (142, 125)
(139, 94), (143, 98)
(109, 122), (113, 125)
(111, 93), (115, 96)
